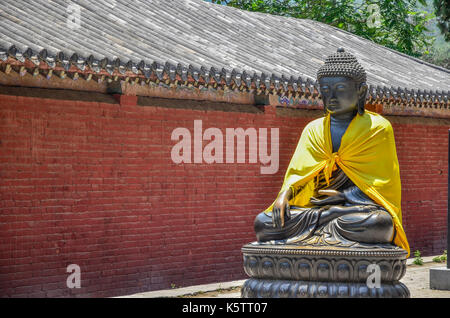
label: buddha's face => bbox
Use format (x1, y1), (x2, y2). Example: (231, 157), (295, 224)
(319, 76), (364, 118)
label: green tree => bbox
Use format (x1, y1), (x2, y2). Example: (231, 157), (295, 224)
(433, 0), (449, 41)
(210, 0), (435, 57)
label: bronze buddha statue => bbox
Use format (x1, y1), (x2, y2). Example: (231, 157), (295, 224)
(242, 48), (410, 298)
(253, 48), (409, 254)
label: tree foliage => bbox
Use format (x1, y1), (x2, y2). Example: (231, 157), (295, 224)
(210, 0), (436, 57)
(433, 0), (449, 41)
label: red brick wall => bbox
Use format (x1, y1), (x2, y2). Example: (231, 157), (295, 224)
(0, 92), (448, 297)
(395, 120), (449, 255)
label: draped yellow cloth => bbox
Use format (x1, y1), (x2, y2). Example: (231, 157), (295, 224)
(265, 111), (410, 256)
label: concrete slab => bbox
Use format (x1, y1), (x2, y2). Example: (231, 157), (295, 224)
(115, 279), (247, 298)
(430, 267), (450, 291)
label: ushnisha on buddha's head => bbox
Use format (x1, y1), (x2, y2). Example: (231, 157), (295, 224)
(317, 48), (368, 119)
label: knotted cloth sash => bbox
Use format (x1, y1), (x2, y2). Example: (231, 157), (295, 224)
(265, 111), (410, 256)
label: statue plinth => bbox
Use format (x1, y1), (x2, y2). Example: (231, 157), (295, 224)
(241, 242), (410, 298)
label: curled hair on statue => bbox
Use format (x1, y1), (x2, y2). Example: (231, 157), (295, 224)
(317, 48), (368, 116)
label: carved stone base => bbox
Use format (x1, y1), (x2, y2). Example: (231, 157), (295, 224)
(241, 242), (410, 298)
(241, 278), (410, 298)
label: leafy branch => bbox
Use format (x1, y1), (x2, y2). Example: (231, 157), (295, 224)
(209, 0), (436, 58)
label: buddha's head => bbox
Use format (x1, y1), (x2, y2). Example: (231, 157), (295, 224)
(317, 48), (368, 117)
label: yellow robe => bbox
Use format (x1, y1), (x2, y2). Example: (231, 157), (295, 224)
(266, 111), (410, 256)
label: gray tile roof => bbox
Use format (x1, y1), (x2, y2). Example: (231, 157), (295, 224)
(0, 0), (449, 95)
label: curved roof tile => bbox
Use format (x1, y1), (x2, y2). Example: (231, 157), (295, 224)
(0, 0), (448, 96)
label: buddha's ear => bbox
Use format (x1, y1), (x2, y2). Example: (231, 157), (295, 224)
(358, 82), (368, 98)
(357, 82), (368, 115)
(318, 79), (327, 115)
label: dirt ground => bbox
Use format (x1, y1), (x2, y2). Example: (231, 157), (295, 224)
(402, 262), (450, 298)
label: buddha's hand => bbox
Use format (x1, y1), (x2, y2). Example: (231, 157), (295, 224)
(273, 190), (291, 228)
(310, 189), (345, 206)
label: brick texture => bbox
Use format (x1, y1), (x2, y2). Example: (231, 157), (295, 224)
(0, 93), (448, 297)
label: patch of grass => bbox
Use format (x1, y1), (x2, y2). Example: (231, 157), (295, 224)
(413, 250), (424, 265)
(432, 250), (447, 263)
(178, 286), (241, 298)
